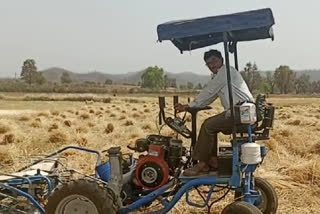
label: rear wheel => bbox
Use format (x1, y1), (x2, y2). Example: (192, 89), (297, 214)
(222, 201), (262, 214)
(45, 179), (117, 214)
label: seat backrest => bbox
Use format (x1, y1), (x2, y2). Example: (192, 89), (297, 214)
(255, 94), (266, 122)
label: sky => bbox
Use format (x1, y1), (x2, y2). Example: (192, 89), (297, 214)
(0, 0), (319, 77)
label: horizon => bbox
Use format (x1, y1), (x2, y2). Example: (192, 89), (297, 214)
(1, 1), (320, 78)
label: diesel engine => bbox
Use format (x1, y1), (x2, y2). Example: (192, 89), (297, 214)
(132, 135), (186, 190)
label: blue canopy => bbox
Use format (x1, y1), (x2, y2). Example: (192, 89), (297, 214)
(157, 8), (275, 52)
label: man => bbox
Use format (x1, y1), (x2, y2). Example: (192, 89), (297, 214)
(175, 49), (253, 176)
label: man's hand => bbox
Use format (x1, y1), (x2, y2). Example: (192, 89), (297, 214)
(174, 103), (188, 113)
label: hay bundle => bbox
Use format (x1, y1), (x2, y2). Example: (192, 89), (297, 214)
(0, 123), (10, 134)
(48, 131), (67, 144)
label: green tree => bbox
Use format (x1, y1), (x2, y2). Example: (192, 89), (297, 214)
(274, 65), (296, 94)
(34, 72), (46, 85)
(104, 79), (113, 85)
(187, 81), (194, 90)
(240, 62), (262, 92)
(265, 71), (276, 94)
(21, 59), (37, 85)
(141, 66), (164, 90)
(295, 74), (310, 94)
(60, 72), (72, 84)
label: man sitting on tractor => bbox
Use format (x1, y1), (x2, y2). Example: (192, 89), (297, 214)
(175, 49), (253, 176)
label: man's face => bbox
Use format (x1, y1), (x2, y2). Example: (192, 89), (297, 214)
(205, 56), (222, 74)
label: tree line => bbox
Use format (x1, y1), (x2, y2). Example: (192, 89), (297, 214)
(141, 64), (320, 94)
(17, 59), (320, 94)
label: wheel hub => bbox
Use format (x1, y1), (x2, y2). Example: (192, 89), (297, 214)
(141, 166), (158, 184)
(55, 194), (99, 214)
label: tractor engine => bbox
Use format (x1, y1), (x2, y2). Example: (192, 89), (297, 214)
(133, 135), (185, 190)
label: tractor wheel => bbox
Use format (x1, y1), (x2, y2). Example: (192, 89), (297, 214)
(254, 177), (278, 214)
(233, 177), (278, 214)
(222, 201), (262, 214)
(45, 179), (118, 214)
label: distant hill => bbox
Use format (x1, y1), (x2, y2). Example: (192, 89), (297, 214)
(40, 67), (210, 86)
(40, 67), (320, 86)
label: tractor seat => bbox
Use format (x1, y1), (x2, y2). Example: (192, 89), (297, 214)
(221, 94), (275, 140)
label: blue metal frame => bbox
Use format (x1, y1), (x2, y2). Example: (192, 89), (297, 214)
(118, 135), (262, 213)
(0, 183), (45, 213)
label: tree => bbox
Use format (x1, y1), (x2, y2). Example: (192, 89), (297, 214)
(240, 62), (262, 92)
(187, 82), (194, 90)
(295, 74), (310, 94)
(104, 79), (113, 85)
(274, 65), (296, 94)
(265, 71), (276, 94)
(141, 66), (164, 90)
(34, 72), (46, 85)
(60, 72), (72, 84)
(21, 59), (37, 85)
(310, 80), (320, 93)
(195, 83), (202, 89)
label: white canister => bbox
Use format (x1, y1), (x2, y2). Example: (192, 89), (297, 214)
(241, 143), (262, 164)
(239, 103), (257, 124)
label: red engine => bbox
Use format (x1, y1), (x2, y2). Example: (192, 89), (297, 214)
(135, 145), (170, 190)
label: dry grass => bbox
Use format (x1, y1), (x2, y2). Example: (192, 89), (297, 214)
(18, 115), (30, 121)
(31, 121), (42, 128)
(1, 133), (15, 145)
(64, 120), (72, 127)
(79, 112), (90, 120)
(105, 123), (114, 134)
(0, 95), (318, 214)
(48, 123), (59, 132)
(124, 120), (134, 126)
(48, 131), (67, 144)
(0, 123), (11, 134)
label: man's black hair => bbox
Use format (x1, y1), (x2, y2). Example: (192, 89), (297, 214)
(203, 49), (224, 63)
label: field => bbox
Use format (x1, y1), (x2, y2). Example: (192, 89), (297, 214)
(0, 93), (319, 213)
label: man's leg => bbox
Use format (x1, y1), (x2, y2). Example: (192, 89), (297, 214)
(192, 112), (232, 161)
(184, 112), (232, 176)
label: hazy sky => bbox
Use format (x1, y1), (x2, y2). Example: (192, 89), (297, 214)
(0, 0), (319, 77)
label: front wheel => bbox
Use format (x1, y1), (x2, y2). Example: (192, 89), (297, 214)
(254, 177), (278, 214)
(234, 177), (278, 214)
(45, 179), (117, 214)
(222, 201), (262, 214)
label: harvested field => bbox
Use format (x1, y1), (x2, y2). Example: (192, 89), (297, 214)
(0, 94), (318, 213)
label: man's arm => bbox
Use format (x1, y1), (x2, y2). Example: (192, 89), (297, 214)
(188, 70), (225, 108)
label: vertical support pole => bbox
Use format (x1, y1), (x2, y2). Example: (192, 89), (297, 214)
(224, 33), (241, 187)
(244, 171), (251, 203)
(173, 95), (179, 117)
(234, 42), (239, 71)
(223, 33), (236, 143)
(108, 147), (123, 197)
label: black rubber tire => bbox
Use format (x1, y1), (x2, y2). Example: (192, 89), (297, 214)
(45, 179), (118, 214)
(254, 177), (278, 214)
(233, 177), (278, 214)
(222, 201), (263, 214)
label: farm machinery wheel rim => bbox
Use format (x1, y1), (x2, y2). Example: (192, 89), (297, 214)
(256, 189), (267, 212)
(55, 194), (99, 214)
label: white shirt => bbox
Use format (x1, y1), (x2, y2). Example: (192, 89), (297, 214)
(188, 65), (253, 111)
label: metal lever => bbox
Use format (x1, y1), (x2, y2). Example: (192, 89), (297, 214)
(173, 96), (179, 117)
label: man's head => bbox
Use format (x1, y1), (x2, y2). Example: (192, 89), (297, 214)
(204, 49), (224, 74)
